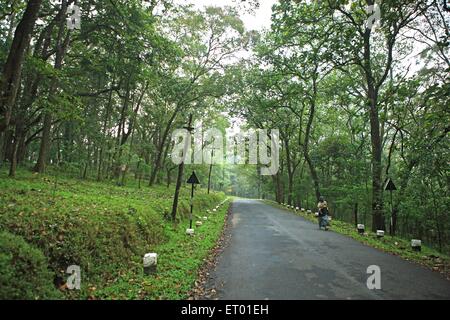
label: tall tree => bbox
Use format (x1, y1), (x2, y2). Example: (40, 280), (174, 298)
(0, 0), (43, 133)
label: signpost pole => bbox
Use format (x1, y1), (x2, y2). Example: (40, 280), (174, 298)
(390, 189), (393, 235)
(207, 145), (220, 194)
(384, 178), (397, 236)
(190, 182), (194, 229)
(207, 148), (214, 194)
(186, 171), (200, 232)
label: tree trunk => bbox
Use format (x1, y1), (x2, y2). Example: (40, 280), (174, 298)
(149, 104), (183, 186)
(0, 0), (43, 133)
(8, 135), (18, 177)
(271, 174), (278, 202)
(97, 78), (115, 181)
(287, 176), (293, 205)
(2, 129), (13, 163)
(135, 160), (141, 180)
(353, 203), (358, 228)
(283, 136), (294, 205)
(82, 141), (91, 180)
(166, 168), (172, 188)
(303, 76), (321, 201)
(368, 86), (384, 231)
(207, 162), (213, 194)
(112, 82), (130, 179)
(272, 171), (283, 203)
(34, 112), (52, 173)
(33, 1), (70, 173)
(170, 114), (192, 222)
(0, 132), (4, 168)
(8, 114), (25, 177)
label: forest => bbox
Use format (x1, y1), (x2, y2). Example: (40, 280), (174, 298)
(0, 0), (449, 300)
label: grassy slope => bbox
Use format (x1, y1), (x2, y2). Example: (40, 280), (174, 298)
(0, 169), (229, 299)
(266, 200), (450, 281)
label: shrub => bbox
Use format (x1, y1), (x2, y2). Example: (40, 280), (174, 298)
(0, 230), (62, 300)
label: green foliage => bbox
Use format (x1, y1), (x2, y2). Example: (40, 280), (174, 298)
(94, 202), (229, 300)
(1, 0), (448, 299)
(223, 0), (449, 252)
(0, 230), (62, 300)
(0, 169), (227, 299)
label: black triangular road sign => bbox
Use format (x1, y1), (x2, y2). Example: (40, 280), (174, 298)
(384, 178), (396, 191)
(187, 171), (200, 184)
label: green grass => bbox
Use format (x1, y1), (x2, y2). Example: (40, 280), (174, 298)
(266, 200), (450, 280)
(94, 203), (230, 300)
(0, 169), (229, 299)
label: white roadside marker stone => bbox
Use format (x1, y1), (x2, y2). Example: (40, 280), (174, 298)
(411, 239), (422, 251)
(357, 224), (365, 234)
(143, 253), (157, 275)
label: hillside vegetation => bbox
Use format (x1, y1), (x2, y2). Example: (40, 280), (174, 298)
(0, 169), (228, 299)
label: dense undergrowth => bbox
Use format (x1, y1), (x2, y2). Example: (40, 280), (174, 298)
(0, 169), (229, 299)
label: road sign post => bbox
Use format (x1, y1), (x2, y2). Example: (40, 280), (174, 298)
(384, 178), (397, 235)
(187, 171), (200, 230)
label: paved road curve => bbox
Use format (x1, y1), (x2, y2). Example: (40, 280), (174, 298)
(206, 199), (450, 300)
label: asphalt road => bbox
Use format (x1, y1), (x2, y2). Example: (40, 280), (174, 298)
(206, 199), (450, 300)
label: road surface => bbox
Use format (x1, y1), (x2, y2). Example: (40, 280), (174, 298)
(206, 199), (450, 300)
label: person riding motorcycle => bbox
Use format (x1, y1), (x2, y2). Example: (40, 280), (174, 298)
(317, 196), (330, 231)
